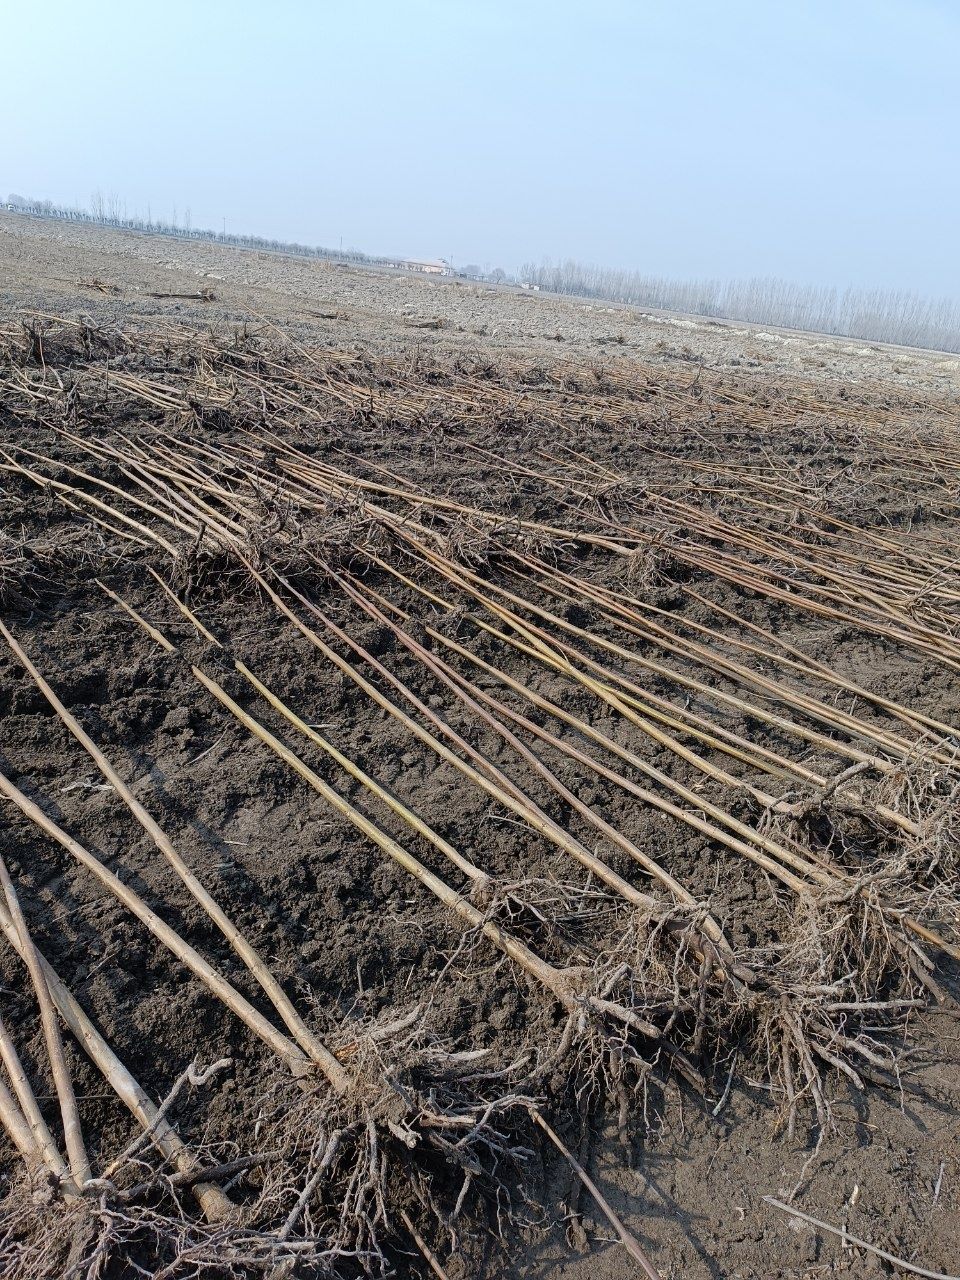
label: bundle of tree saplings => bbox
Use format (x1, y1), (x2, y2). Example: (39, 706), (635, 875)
(1, 314), (959, 1277)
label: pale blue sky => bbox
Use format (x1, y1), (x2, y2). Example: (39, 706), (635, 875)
(3, 1), (958, 295)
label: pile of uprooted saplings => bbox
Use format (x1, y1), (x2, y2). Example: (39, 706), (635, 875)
(0, 315), (957, 1277)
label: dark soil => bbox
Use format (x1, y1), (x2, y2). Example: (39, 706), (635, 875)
(0, 216), (958, 1280)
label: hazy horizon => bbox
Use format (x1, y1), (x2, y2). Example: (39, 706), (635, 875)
(4, 1), (959, 300)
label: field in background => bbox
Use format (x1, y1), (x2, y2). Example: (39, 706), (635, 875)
(520, 258), (960, 354)
(6, 198), (960, 353)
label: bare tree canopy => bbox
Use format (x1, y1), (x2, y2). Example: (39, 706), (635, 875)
(2, 193), (394, 270)
(520, 259), (960, 354)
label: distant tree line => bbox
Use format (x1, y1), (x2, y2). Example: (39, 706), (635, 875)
(458, 264), (510, 284)
(3, 191), (393, 268)
(519, 259), (960, 354)
(7, 192), (957, 353)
